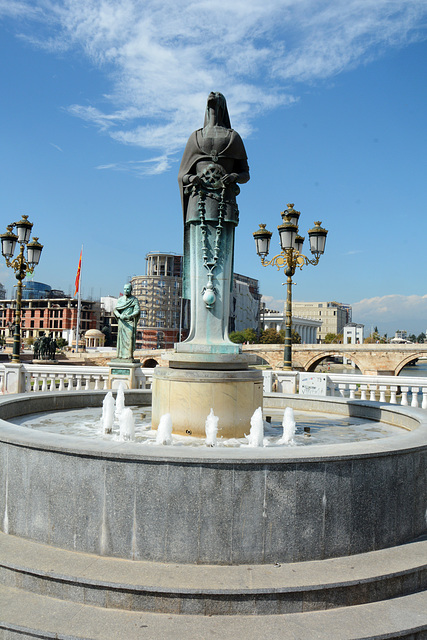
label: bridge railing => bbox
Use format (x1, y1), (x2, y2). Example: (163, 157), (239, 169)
(268, 371), (427, 409)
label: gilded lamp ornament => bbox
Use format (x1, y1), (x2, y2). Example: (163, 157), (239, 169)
(253, 204), (328, 370)
(0, 215), (43, 363)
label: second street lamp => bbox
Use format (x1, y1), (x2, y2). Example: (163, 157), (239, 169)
(253, 204), (328, 371)
(0, 215), (43, 363)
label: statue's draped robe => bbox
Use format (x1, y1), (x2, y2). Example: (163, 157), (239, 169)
(114, 296), (140, 360)
(177, 127), (249, 351)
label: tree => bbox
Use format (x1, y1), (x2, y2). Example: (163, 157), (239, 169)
(417, 333), (426, 343)
(241, 328), (257, 343)
(323, 333), (339, 344)
(56, 338), (68, 350)
(259, 328), (282, 344)
(229, 331), (245, 344)
(278, 329), (301, 344)
(292, 330), (301, 344)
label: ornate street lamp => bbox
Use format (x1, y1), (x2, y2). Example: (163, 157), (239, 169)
(0, 215), (43, 363)
(253, 204), (328, 370)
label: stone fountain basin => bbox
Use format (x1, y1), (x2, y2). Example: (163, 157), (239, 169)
(0, 391), (426, 565)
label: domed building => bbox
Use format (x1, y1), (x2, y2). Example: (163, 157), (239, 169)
(84, 328), (105, 350)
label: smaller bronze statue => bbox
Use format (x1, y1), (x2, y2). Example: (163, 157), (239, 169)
(114, 283), (140, 361)
(33, 337), (40, 360)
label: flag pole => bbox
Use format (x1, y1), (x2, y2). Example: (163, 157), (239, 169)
(74, 247), (83, 352)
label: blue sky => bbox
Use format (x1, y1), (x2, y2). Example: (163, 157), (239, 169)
(0, 0), (426, 335)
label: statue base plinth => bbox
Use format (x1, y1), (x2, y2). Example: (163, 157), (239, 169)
(108, 360), (141, 390)
(152, 366), (263, 438)
(166, 352), (258, 370)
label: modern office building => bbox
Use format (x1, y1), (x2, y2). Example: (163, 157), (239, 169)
(291, 301), (351, 342)
(229, 273), (261, 334)
(131, 253), (184, 350)
(0, 283), (6, 300)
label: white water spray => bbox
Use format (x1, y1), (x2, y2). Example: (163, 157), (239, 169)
(119, 407), (135, 442)
(205, 408), (219, 447)
(278, 407), (296, 445)
(102, 391), (115, 434)
(156, 413), (173, 445)
(246, 407), (264, 447)
(115, 382), (125, 417)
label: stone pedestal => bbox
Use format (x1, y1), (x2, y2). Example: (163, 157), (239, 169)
(2, 363), (25, 394)
(108, 360), (141, 390)
(152, 358), (263, 438)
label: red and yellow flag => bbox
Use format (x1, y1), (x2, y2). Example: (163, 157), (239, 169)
(74, 249), (82, 297)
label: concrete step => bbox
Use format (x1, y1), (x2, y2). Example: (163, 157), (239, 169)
(1, 584), (427, 640)
(1, 532), (427, 616)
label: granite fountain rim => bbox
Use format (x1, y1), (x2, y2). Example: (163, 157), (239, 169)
(0, 390), (425, 464)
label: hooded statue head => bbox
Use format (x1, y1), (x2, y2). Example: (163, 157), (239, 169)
(204, 92), (231, 129)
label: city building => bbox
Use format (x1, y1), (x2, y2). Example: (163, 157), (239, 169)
(261, 308), (321, 343)
(0, 283), (5, 300)
(100, 296), (119, 347)
(291, 301), (351, 342)
(131, 252), (184, 350)
(229, 273), (261, 333)
(343, 322), (364, 345)
(0, 297), (100, 344)
(21, 281), (52, 299)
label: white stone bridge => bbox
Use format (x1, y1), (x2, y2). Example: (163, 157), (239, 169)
(73, 344), (427, 377)
(242, 343), (427, 376)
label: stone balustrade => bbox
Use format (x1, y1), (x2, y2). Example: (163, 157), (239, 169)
(0, 364), (153, 394)
(1, 363), (427, 410)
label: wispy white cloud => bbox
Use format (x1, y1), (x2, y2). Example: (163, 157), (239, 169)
(352, 294), (427, 333)
(49, 142), (63, 152)
(96, 155), (174, 176)
(261, 295), (285, 311)
(2, 0), (427, 171)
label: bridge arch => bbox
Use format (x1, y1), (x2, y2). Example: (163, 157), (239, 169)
(395, 354), (421, 375)
(304, 351), (364, 373)
(141, 357), (161, 367)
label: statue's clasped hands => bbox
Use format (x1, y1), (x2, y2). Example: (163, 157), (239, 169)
(221, 173), (238, 185)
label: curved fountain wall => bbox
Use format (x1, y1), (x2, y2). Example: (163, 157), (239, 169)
(0, 391), (426, 565)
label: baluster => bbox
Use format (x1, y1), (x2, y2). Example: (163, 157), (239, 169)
(389, 386), (398, 404)
(338, 383), (347, 398)
(400, 387), (409, 406)
(103, 376), (108, 391)
(75, 375), (82, 391)
(411, 387), (419, 408)
(422, 388), (427, 410)
(41, 375), (48, 392)
(94, 376), (100, 390)
(66, 375), (73, 391)
(58, 375), (65, 392)
(49, 377), (55, 392)
(349, 384), (356, 400)
(360, 385), (367, 401)
(369, 385), (377, 402)
(25, 373), (32, 393)
(379, 385), (387, 403)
